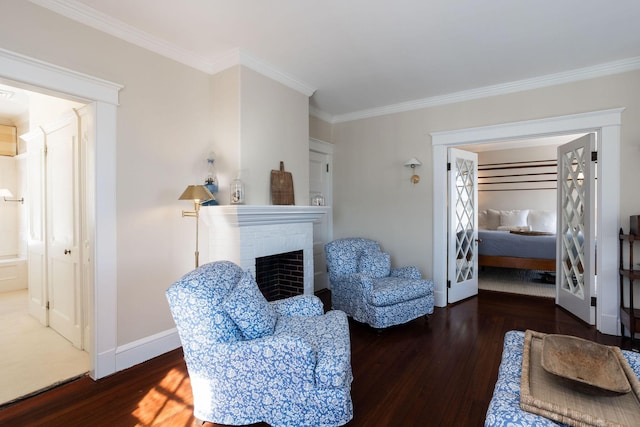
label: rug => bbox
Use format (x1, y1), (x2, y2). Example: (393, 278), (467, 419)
(478, 267), (556, 298)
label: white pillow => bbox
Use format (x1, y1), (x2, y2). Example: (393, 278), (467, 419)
(485, 209), (501, 230)
(500, 209), (529, 227)
(478, 210), (488, 229)
(528, 210), (556, 233)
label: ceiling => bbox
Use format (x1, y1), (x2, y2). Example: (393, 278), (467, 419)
(24, 1), (640, 122)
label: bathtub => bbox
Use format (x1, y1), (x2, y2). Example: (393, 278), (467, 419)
(0, 256), (28, 292)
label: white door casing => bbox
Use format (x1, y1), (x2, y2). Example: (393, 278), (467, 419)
(447, 148), (479, 303)
(0, 48), (121, 379)
(309, 138), (333, 292)
(432, 108), (622, 336)
(556, 133), (596, 324)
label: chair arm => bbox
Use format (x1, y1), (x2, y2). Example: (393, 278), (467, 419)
(189, 334), (317, 384)
(390, 266), (422, 280)
(270, 294), (324, 316)
(330, 273), (374, 294)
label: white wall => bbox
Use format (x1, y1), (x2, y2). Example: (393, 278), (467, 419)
(240, 66), (310, 205)
(331, 70), (640, 281)
(476, 145), (558, 211)
(1, 0), (314, 358)
(1, 0), (215, 348)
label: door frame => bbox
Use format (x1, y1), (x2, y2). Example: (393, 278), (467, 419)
(309, 138), (333, 292)
(431, 108), (624, 335)
(447, 148), (479, 303)
(0, 48), (121, 379)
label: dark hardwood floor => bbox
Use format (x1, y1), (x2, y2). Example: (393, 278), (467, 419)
(0, 290), (631, 427)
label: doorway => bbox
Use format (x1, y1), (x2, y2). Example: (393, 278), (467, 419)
(309, 138), (333, 292)
(459, 135), (582, 299)
(0, 85), (89, 404)
(0, 48), (121, 379)
(431, 108), (623, 335)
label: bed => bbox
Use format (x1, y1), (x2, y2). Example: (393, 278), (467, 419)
(475, 209), (558, 272)
(478, 229), (556, 272)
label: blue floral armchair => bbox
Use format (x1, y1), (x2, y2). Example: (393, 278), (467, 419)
(166, 261), (353, 427)
(325, 238), (435, 329)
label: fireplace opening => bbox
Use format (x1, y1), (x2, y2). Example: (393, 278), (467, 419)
(255, 250), (304, 301)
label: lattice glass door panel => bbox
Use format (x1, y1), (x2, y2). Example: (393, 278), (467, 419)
(557, 133), (595, 324)
(448, 148), (478, 303)
(455, 158), (475, 283)
(559, 146), (587, 298)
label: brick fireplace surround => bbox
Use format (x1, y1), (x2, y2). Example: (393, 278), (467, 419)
(199, 206), (328, 296)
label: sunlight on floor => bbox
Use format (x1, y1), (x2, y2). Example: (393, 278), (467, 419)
(133, 367), (194, 426)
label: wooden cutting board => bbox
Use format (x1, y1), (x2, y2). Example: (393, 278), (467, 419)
(271, 161), (294, 205)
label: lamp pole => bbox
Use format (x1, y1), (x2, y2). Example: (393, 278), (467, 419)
(179, 185), (214, 269)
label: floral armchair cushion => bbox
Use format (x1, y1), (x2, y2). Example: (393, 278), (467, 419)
(358, 250), (391, 278)
(222, 270), (277, 339)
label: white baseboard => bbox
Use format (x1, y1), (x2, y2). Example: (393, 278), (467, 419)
(599, 313), (620, 336)
(115, 328), (181, 372)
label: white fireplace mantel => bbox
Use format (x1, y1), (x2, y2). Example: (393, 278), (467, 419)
(199, 205), (329, 295)
(200, 205), (328, 227)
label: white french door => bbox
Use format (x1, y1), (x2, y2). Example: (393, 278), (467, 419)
(557, 133), (596, 324)
(448, 148), (479, 303)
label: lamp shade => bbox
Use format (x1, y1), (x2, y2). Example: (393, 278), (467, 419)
(179, 185), (214, 202)
(0, 188), (13, 198)
(404, 158), (422, 167)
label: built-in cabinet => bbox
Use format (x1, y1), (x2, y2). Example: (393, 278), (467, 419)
(0, 124), (17, 156)
(619, 228), (640, 349)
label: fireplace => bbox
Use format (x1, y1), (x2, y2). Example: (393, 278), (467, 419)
(255, 250), (304, 301)
(199, 206), (328, 296)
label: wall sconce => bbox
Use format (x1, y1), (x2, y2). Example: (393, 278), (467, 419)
(179, 185), (214, 268)
(404, 158), (422, 184)
(0, 188), (23, 203)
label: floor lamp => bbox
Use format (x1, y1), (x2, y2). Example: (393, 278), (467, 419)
(179, 185), (214, 268)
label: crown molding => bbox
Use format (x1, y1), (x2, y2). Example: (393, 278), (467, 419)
(237, 50), (316, 96)
(30, 0), (316, 96)
(331, 56), (640, 124)
(27, 1), (640, 122)
(0, 47), (122, 105)
(309, 105), (334, 123)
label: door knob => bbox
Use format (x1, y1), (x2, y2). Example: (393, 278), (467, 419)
(64, 249), (71, 255)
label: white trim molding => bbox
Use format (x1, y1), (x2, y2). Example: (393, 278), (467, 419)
(328, 58), (640, 124)
(431, 108), (624, 336)
(115, 329), (182, 372)
(0, 47), (122, 380)
(29, 0), (316, 97)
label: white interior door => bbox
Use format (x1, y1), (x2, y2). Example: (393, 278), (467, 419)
(45, 113), (83, 348)
(24, 129), (47, 325)
(448, 148), (479, 303)
(309, 147), (332, 292)
(557, 133), (596, 324)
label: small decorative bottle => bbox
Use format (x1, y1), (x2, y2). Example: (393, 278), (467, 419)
(311, 192), (325, 206)
(202, 152), (219, 206)
(230, 177), (245, 205)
